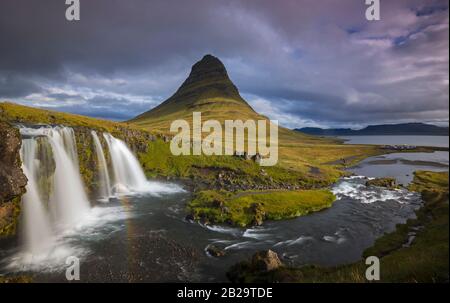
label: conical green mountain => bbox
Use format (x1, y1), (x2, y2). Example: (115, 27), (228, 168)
(129, 54), (266, 131)
(129, 54), (323, 148)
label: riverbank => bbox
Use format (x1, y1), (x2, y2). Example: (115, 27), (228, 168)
(227, 170), (449, 283)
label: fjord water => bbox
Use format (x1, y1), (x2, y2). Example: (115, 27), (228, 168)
(352, 151), (449, 184)
(341, 135), (449, 184)
(339, 135), (449, 147)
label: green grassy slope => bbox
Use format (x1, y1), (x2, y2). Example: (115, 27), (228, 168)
(0, 101), (142, 134)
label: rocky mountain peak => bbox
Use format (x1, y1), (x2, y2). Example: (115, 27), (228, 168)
(173, 54), (241, 100)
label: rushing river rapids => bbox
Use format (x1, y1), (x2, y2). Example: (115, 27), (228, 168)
(0, 128), (447, 282)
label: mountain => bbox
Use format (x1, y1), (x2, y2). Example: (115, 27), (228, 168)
(296, 123), (449, 136)
(129, 54), (264, 131)
(129, 54), (319, 145)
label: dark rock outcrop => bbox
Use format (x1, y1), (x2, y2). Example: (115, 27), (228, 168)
(250, 203), (265, 226)
(251, 250), (282, 271)
(113, 126), (157, 154)
(366, 177), (398, 189)
(206, 245), (225, 257)
(0, 122), (27, 237)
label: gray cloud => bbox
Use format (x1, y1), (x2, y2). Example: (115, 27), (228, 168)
(0, 0), (448, 127)
(0, 75), (42, 98)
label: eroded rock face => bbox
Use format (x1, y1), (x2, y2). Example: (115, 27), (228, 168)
(113, 126), (156, 154)
(206, 245), (225, 257)
(0, 122), (27, 237)
(250, 203), (265, 226)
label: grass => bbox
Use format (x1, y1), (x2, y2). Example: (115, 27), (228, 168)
(132, 103), (383, 181)
(409, 170), (450, 192)
(188, 189), (336, 227)
(139, 138), (337, 188)
(1, 102), (120, 131)
(228, 171), (449, 282)
(0, 101), (158, 136)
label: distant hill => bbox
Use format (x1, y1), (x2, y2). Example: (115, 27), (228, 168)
(296, 123), (449, 136)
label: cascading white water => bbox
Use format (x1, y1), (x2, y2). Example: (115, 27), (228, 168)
(58, 127), (79, 171)
(7, 125), (183, 272)
(20, 139), (54, 254)
(91, 131), (112, 200)
(46, 127), (91, 226)
(103, 133), (149, 193)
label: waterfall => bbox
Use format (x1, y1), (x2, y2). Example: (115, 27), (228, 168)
(19, 126), (91, 229)
(9, 125), (168, 270)
(7, 125), (185, 271)
(47, 127), (90, 226)
(103, 133), (149, 193)
(60, 127), (79, 168)
(20, 139), (54, 254)
(91, 131), (112, 200)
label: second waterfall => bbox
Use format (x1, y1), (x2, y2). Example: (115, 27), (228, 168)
(103, 133), (150, 193)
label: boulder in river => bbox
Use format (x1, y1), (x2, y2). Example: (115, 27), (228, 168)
(206, 245), (225, 257)
(365, 177), (398, 189)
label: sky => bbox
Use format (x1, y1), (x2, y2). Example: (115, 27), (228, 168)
(0, 0), (448, 129)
